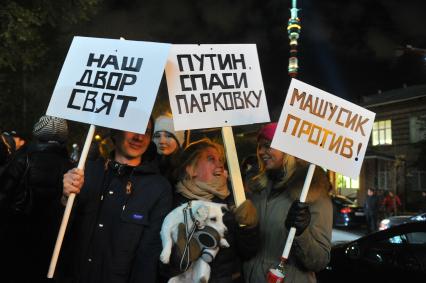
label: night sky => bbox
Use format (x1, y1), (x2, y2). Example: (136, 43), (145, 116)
(300, 0), (426, 101)
(75, 0), (426, 120)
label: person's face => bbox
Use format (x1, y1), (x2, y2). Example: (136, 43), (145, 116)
(13, 137), (25, 150)
(368, 189), (374, 196)
(187, 146), (225, 183)
(115, 121), (152, 164)
(257, 137), (284, 170)
(152, 131), (179, 156)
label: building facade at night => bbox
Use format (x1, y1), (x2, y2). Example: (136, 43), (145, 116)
(331, 84), (426, 212)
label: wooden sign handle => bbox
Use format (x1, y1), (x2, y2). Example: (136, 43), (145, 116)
(281, 163), (316, 259)
(47, 124), (96, 278)
(221, 126), (246, 207)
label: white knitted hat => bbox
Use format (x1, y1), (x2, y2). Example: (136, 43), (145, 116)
(32, 115), (68, 143)
(153, 115), (184, 147)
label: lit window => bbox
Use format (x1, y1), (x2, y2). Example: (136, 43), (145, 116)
(336, 174), (359, 189)
(372, 120), (392, 145)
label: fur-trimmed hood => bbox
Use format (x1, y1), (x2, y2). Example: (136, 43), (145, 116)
(248, 162), (330, 203)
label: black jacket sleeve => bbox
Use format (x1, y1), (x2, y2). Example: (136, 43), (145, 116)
(235, 224), (260, 261)
(0, 151), (27, 211)
(129, 183), (173, 283)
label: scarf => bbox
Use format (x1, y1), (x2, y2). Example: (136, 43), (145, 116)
(176, 176), (230, 201)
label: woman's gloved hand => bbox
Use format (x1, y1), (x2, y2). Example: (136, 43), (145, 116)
(234, 199), (258, 228)
(285, 200), (311, 236)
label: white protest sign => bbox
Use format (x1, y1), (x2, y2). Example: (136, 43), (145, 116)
(165, 44), (270, 130)
(272, 79), (375, 179)
(47, 36), (171, 133)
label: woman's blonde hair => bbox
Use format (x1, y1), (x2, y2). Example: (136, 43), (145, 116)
(250, 143), (298, 190)
(177, 138), (225, 181)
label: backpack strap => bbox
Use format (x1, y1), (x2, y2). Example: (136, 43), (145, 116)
(13, 153), (32, 214)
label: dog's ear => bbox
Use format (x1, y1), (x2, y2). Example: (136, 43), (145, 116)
(220, 204), (229, 214)
(194, 205), (209, 228)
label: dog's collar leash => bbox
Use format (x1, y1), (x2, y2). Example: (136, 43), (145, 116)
(180, 201), (222, 270)
(186, 201), (201, 228)
(180, 201), (198, 271)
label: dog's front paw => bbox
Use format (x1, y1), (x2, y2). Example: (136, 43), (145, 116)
(220, 238), (230, 248)
(160, 249), (171, 264)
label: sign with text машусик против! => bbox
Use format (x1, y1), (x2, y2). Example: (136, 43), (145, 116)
(272, 79), (376, 179)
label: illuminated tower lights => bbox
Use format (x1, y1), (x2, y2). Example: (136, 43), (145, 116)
(288, 0), (301, 78)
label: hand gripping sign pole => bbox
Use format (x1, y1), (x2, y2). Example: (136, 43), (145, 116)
(221, 126), (246, 207)
(47, 124), (96, 278)
(267, 163), (316, 283)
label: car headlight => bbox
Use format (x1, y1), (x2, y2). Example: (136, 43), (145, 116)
(379, 219), (390, 230)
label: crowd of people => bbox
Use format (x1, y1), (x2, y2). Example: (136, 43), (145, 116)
(363, 187), (414, 233)
(0, 114), (336, 283)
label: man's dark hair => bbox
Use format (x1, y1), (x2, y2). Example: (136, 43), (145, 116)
(110, 116), (154, 144)
(8, 130), (26, 141)
(108, 116), (157, 162)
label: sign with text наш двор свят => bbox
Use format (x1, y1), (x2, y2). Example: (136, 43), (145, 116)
(47, 36), (171, 134)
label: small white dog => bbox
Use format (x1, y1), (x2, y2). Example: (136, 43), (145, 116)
(160, 200), (230, 283)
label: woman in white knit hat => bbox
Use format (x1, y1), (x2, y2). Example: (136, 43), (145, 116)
(152, 113), (185, 185)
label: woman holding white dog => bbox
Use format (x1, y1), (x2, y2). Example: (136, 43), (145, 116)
(161, 138), (259, 283)
(243, 122), (333, 283)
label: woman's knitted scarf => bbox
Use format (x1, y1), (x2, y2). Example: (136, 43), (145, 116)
(176, 176), (230, 201)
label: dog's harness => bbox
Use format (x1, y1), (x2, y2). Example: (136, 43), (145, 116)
(180, 201), (221, 271)
(180, 201), (199, 271)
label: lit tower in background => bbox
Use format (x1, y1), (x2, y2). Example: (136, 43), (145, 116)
(287, 0), (301, 77)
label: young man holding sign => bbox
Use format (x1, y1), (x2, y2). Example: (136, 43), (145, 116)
(243, 123), (332, 283)
(61, 119), (172, 283)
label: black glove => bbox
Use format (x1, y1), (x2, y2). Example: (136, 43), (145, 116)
(285, 200), (311, 236)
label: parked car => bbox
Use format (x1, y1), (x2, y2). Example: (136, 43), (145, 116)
(379, 213), (426, 230)
(317, 222), (426, 283)
(331, 194), (366, 228)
